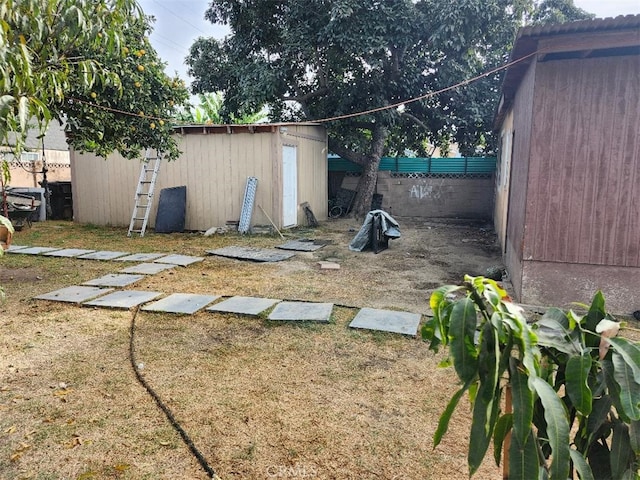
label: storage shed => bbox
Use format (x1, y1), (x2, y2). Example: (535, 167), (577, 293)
(70, 123), (328, 231)
(494, 15), (640, 314)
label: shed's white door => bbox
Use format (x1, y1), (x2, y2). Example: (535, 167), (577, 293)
(282, 145), (298, 227)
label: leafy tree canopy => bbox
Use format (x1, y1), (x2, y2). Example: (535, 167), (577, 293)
(175, 92), (266, 125)
(186, 0), (593, 216)
(1, 0), (189, 163)
(530, 0), (594, 24)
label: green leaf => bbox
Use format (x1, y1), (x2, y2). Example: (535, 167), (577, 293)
(534, 308), (581, 355)
(587, 440), (611, 479)
(493, 413), (513, 467)
(449, 297), (479, 383)
(467, 386), (500, 475)
(509, 428), (539, 480)
(569, 449), (594, 480)
(467, 320), (501, 473)
(501, 312), (539, 378)
(430, 284), (463, 313)
(603, 359), (632, 424)
(478, 321), (499, 401)
(630, 420), (640, 455)
(584, 291), (606, 348)
(611, 422), (633, 480)
(608, 337), (640, 383)
(510, 357), (534, 447)
(531, 377), (570, 480)
(433, 382), (471, 448)
(18, 95), (29, 131)
(586, 396), (613, 448)
(612, 352), (640, 421)
(421, 317), (441, 351)
(566, 352), (593, 415)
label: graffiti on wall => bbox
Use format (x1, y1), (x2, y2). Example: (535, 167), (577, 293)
(409, 184), (442, 200)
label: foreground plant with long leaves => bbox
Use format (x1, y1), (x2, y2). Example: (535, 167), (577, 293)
(422, 276), (640, 479)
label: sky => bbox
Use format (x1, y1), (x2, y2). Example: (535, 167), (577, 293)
(137, 0), (640, 92)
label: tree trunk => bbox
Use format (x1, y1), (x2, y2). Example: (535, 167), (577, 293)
(350, 155), (382, 219)
(348, 124), (388, 219)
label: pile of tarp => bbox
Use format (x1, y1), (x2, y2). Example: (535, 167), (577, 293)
(348, 210), (400, 253)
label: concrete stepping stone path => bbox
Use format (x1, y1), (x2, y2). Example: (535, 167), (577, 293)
(119, 262), (177, 275)
(154, 254), (204, 266)
(6, 244), (29, 252)
(349, 307), (422, 336)
(206, 296), (280, 316)
(276, 239), (327, 252)
(77, 250), (130, 261)
(142, 293), (220, 314)
(83, 274), (145, 288)
(10, 246), (61, 255)
(268, 301), (334, 322)
(113, 253), (167, 262)
(42, 248), (96, 258)
(83, 290), (164, 309)
(21, 244), (425, 337)
(207, 246), (295, 262)
(35, 285), (113, 303)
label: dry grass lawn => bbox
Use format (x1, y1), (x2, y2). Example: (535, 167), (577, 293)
(1, 218), (509, 479)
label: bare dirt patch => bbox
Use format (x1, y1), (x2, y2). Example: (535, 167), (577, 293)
(0, 267), (48, 283)
(0, 218), (505, 479)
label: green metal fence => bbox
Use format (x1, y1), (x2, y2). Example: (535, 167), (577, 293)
(328, 156), (496, 174)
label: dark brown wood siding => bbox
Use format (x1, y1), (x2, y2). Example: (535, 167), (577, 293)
(505, 61), (537, 297)
(526, 55), (640, 267)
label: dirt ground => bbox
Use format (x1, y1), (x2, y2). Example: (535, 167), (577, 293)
(0, 217), (508, 480)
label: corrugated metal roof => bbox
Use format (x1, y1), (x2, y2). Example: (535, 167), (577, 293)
(517, 14), (640, 39)
(494, 14), (640, 128)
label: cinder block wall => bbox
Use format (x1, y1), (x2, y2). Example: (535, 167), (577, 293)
(341, 171), (494, 220)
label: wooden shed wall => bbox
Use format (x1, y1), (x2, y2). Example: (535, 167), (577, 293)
(504, 61), (537, 298)
(276, 125), (328, 226)
(70, 125), (327, 231)
(525, 55), (640, 268)
(494, 110), (514, 248)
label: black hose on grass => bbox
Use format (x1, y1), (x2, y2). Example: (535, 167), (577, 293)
(129, 307), (220, 480)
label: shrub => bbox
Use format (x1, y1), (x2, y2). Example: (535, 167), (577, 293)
(422, 275), (639, 479)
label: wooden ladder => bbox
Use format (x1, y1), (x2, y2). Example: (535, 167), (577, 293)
(127, 150), (162, 237)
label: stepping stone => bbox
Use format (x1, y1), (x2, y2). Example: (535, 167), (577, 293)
(119, 263), (177, 275)
(6, 245), (29, 252)
(206, 296), (280, 316)
(43, 248), (96, 258)
(83, 290), (163, 309)
(318, 261), (340, 270)
(276, 239), (328, 252)
(154, 254), (204, 266)
(10, 246), (61, 255)
(77, 250), (130, 261)
(113, 253), (167, 262)
(349, 307), (422, 336)
(83, 274), (145, 287)
(142, 293), (220, 314)
(268, 301), (333, 322)
(207, 246), (294, 262)
(34, 285), (113, 303)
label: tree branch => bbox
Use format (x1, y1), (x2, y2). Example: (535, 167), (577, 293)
(327, 140), (367, 166)
(401, 111), (431, 133)
(283, 86), (329, 106)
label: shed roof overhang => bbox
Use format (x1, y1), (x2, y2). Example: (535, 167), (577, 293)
(494, 14), (640, 129)
(171, 122), (323, 136)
